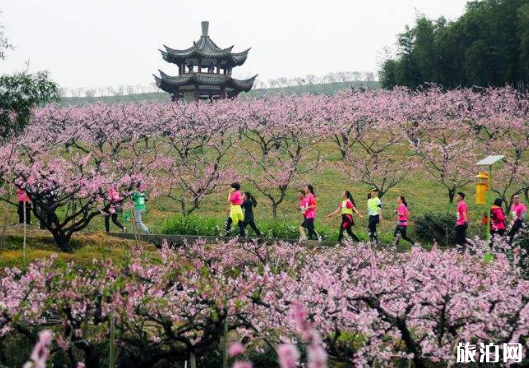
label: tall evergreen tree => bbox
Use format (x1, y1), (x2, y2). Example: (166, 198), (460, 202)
(0, 16), (59, 139)
(380, 0), (529, 89)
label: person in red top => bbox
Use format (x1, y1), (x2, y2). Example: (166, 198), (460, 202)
(489, 197), (506, 238)
(17, 188), (31, 225)
(393, 196), (415, 247)
(302, 185), (320, 241)
(509, 195), (526, 243)
(455, 192), (469, 246)
(325, 191), (362, 243)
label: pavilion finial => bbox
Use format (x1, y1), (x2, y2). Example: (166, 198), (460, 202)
(201, 21), (209, 37)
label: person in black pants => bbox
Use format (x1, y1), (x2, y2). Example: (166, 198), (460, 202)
(508, 195), (526, 244)
(325, 191), (362, 242)
(104, 212), (125, 233)
(103, 188), (125, 233)
(455, 192), (469, 246)
(17, 201), (31, 225)
(242, 192), (261, 237)
(393, 196), (415, 246)
(367, 189), (382, 244)
(17, 188), (31, 225)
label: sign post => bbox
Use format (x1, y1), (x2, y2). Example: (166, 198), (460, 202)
(476, 155), (505, 241)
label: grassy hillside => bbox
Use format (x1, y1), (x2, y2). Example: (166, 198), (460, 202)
(0, 229), (155, 269)
(60, 81), (379, 106)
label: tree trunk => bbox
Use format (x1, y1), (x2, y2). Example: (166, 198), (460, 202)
(272, 203), (278, 219)
(189, 352), (196, 368)
(448, 187), (456, 204)
(181, 201), (187, 217)
(51, 229), (74, 253)
(84, 345), (101, 368)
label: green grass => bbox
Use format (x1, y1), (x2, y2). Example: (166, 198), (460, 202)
(0, 137), (492, 265)
(0, 229), (156, 269)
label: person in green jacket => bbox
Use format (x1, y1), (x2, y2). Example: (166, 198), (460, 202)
(132, 184), (151, 234)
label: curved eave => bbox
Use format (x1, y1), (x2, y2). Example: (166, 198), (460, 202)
(162, 40), (249, 65)
(155, 72), (257, 93)
(163, 48), (237, 61)
(230, 48), (251, 66)
(230, 74), (257, 92)
(164, 44), (195, 55)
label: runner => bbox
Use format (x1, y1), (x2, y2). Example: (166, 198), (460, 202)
(325, 190), (362, 242)
(508, 195), (526, 243)
(225, 183), (245, 237)
(455, 192), (469, 246)
(104, 187), (126, 233)
(367, 189), (382, 243)
(489, 198), (506, 239)
(132, 183), (151, 234)
(303, 185), (320, 241)
(242, 192), (261, 237)
(393, 196), (415, 246)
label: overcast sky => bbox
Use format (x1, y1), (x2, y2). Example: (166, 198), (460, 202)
(1, 0), (469, 89)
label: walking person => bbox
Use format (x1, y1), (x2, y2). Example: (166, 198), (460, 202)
(455, 192), (469, 246)
(132, 184), (151, 234)
(489, 198), (506, 239)
(103, 187), (126, 233)
(393, 196), (415, 247)
(367, 189), (382, 244)
(241, 192), (261, 237)
(298, 190), (308, 240)
(17, 188), (31, 225)
(508, 195), (526, 243)
(225, 183), (245, 237)
(325, 191), (362, 243)
(303, 185), (320, 241)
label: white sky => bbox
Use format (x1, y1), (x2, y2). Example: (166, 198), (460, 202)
(1, 0), (468, 89)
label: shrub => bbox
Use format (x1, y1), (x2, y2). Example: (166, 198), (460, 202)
(512, 226), (529, 278)
(161, 215), (340, 241)
(415, 212), (456, 246)
(161, 215), (222, 236)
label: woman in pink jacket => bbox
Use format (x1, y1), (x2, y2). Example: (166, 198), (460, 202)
(490, 198), (506, 238)
(103, 188), (126, 233)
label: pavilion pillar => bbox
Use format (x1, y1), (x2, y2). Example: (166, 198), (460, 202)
(216, 59), (220, 74)
(194, 84), (200, 102)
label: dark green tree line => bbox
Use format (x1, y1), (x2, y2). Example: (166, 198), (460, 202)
(0, 14), (59, 139)
(380, 0), (529, 89)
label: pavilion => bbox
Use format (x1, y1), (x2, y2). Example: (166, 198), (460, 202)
(154, 21), (257, 102)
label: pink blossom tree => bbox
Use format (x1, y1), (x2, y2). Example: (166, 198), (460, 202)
(2, 239), (529, 367)
(463, 88), (529, 211)
(414, 122), (478, 203)
(155, 101), (239, 216)
(0, 104), (157, 252)
(241, 96), (326, 218)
